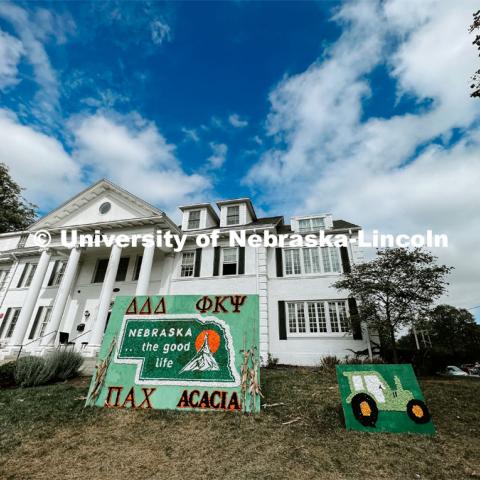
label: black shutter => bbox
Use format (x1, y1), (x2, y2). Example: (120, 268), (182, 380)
(278, 301), (287, 340)
(213, 247), (220, 276)
(348, 298), (362, 340)
(194, 248), (202, 277)
(238, 247), (245, 275)
(17, 264), (28, 288)
(275, 248), (283, 277)
(340, 246), (351, 273)
(28, 307), (43, 339)
(48, 260), (57, 286)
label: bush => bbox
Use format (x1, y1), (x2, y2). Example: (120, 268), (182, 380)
(47, 350), (83, 381)
(266, 353), (279, 369)
(14, 356), (51, 387)
(0, 361), (16, 388)
(319, 355), (341, 371)
(14, 350), (84, 388)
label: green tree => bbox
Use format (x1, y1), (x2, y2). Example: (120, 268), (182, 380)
(469, 10), (480, 98)
(333, 248), (452, 363)
(426, 305), (480, 357)
(0, 163), (36, 233)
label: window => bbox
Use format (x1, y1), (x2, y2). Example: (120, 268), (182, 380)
(48, 260), (66, 286)
(132, 255), (143, 281)
(28, 306), (52, 339)
(222, 247), (238, 275)
(284, 249), (301, 275)
(115, 257), (130, 282)
(285, 300), (350, 336)
(0, 268), (9, 290)
(187, 210), (201, 229)
(99, 202), (111, 214)
(17, 263), (37, 288)
(93, 259), (108, 283)
(180, 251), (195, 277)
(226, 205), (240, 226)
(3, 308), (21, 338)
(298, 217), (325, 233)
(283, 246), (341, 276)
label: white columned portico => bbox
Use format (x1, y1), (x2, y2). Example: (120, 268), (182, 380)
(88, 244), (122, 350)
(10, 249), (52, 347)
(42, 246), (82, 346)
(135, 245), (155, 296)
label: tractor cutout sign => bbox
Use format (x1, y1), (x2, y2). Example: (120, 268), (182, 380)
(86, 295), (261, 413)
(336, 364), (435, 435)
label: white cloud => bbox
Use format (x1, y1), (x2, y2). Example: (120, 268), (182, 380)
(71, 112), (211, 212)
(228, 113), (248, 128)
(181, 127), (200, 143)
(150, 19), (171, 45)
(0, 29), (24, 89)
(246, 0), (480, 310)
(207, 142), (228, 169)
(0, 109), (83, 208)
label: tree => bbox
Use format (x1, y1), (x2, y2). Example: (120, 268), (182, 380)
(333, 248), (452, 363)
(425, 305), (480, 357)
(0, 163), (36, 233)
(469, 10), (480, 98)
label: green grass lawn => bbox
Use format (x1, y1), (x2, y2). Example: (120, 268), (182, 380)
(0, 367), (479, 480)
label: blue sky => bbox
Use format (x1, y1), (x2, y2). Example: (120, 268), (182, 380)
(0, 0), (479, 317)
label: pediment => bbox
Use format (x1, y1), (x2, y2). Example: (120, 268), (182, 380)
(31, 179), (164, 230)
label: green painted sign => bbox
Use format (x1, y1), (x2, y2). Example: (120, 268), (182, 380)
(86, 295), (260, 413)
(336, 364), (435, 435)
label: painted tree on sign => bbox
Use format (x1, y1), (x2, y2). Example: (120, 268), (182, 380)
(0, 163), (36, 234)
(333, 248), (452, 363)
(469, 10), (480, 98)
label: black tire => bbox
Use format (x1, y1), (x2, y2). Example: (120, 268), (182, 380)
(406, 399), (431, 424)
(351, 393), (378, 427)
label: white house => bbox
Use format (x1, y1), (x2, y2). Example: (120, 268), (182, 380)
(0, 179), (372, 365)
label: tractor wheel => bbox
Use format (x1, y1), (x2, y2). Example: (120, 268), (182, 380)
(351, 393), (378, 427)
(406, 399), (431, 424)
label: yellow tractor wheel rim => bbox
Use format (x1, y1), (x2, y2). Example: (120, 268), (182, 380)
(360, 401), (371, 417)
(411, 405), (424, 418)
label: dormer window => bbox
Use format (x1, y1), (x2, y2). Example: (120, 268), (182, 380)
(226, 205), (240, 226)
(299, 217), (325, 233)
(187, 210), (201, 230)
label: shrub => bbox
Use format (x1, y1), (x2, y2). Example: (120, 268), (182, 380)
(0, 361), (16, 388)
(14, 356), (51, 387)
(47, 350), (83, 381)
(266, 353), (279, 369)
(319, 355), (341, 371)
(14, 351), (84, 388)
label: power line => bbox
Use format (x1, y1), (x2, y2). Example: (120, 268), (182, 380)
(467, 305), (480, 310)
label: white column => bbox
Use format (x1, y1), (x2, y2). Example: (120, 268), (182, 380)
(10, 249), (52, 347)
(42, 247), (82, 346)
(135, 245), (155, 296)
(89, 244), (122, 348)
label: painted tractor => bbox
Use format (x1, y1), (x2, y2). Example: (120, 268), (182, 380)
(343, 371), (430, 427)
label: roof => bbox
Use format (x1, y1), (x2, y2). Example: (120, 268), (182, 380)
(277, 219), (360, 234)
(245, 216), (284, 228)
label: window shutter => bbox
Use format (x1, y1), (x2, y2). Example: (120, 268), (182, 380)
(194, 248), (202, 277)
(340, 246), (351, 273)
(17, 264), (28, 288)
(238, 247), (245, 275)
(348, 298), (362, 340)
(278, 301), (287, 340)
(213, 247), (220, 276)
(48, 261), (57, 286)
(275, 248), (283, 277)
(28, 307), (43, 340)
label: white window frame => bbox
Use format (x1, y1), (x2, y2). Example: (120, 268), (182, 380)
(180, 251), (196, 278)
(48, 260), (66, 286)
(17, 263), (37, 288)
(221, 247), (238, 276)
(37, 306), (52, 338)
(0, 268), (10, 291)
(226, 205), (240, 226)
(298, 216), (325, 233)
(187, 210), (201, 230)
(285, 300), (351, 337)
(3, 307), (22, 339)
(283, 246), (342, 276)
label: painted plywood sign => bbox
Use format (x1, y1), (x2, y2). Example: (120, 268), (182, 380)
(86, 295), (260, 413)
(336, 364), (435, 435)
